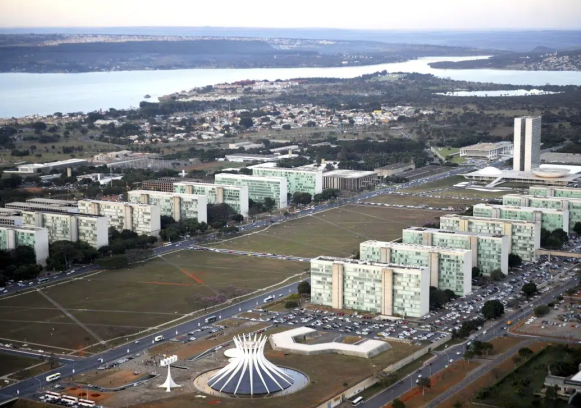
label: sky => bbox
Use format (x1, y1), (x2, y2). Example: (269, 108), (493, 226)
(1, 0), (580, 30)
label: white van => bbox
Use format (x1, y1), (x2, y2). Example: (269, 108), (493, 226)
(154, 335), (164, 342)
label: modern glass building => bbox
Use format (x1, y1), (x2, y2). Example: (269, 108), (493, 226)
(503, 193), (581, 231)
(251, 167), (323, 196)
(402, 227), (509, 275)
(78, 200), (161, 236)
(127, 190), (207, 223)
(21, 210), (109, 249)
(310, 256), (430, 318)
(440, 214), (541, 261)
(529, 186), (581, 199)
(173, 182), (249, 217)
(0, 226), (49, 265)
(359, 240), (472, 296)
(473, 203), (568, 233)
(214, 173), (288, 209)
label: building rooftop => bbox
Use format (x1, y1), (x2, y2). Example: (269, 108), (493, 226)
(474, 203), (566, 214)
(323, 169), (377, 178)
(20, 209), (105, 218)
(0, 225), (47, 232)
(374, 162), (414, 170)
(313, 256), (426, 270)
(361, 240), (472, 254)
(215, 173), (287, 182)
(463, 167), (580, 183)
(461, 142), (513, 151)
(404, 226), (505, 238)
(26, 198), (78, 206)
(5, 202), (78, 212)
(442, 214), (541, 226)
(128, 189), (206, 198)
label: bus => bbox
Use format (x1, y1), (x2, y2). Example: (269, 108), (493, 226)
(44, 391), (61, 401)
(351, 396), (364, 406)
(61, 395), (78, 406)
(45, 373), (61, 382)
(263, 295), (274, 303)
(37, 277), (49, 284)
(154, 335), (164, 342)
(79, 398), (96, 407)
(205, 316), (217, 324)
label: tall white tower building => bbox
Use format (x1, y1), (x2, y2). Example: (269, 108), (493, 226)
(513, 116), (541, 172)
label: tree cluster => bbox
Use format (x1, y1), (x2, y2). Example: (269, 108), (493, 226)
(429, 286), (457, 309)
(159, 217), (208, 242)
(46, 240), (100, 271)
(540, 228), (568, 250)
(313, 188), (340, 203)
(0, 246), (42, 286)
(481, 300), (505, 319)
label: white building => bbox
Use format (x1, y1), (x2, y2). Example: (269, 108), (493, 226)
(173, 182), (249, 217)
(127, 190), (208, 223)
(4, 158), (88, 175)
(252, 167), (323, 196)
(78, 200), (161, 236)
(0, 226), (49, 266)
(514, 116), (541, 172)
(214, 173), (288, 209)
(460, 142), (513, 160)
(310, 256), (430, 318)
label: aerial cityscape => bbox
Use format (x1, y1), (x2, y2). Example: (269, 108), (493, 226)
(1, 1), (581, 408)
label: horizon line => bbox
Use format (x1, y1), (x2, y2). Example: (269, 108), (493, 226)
(1, 26), (581, 31)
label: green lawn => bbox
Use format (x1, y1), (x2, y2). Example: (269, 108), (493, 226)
(0, 353), (44, 377)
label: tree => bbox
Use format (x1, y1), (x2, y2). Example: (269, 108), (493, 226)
(463, 350), (475, 361)
(452, 401), (462, 408)
(508, 254), (522, 268)
(489, 269), (505, 282)
(392, 398), (406, 408)
(522, 281), (537, 298)
(481, 300), (504, 319)
(518, 347), (534, 360)
(239, 117), (254, 128)
(375, 371), (399, 387)
(574, 222), (581, 235)
(297, 281), (311, 295)
(263, 197), (276, 213)
(472, 266), (481, 279)
(417, 377), (431, 395)
(292, 192), (312, 205)
(545, 384), (559, 406)
(534, 305), (550, 317)
(285, 300), (298, 310)
(48, 352), (57, 369)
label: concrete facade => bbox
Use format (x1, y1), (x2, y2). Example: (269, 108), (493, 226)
(440, 214), (541, 261)
(252, 167), (323, 196)
(0, 226), (49, 266)
(460, 142), (514, 160)
(127, 190), (208, 223)
(78, 200), (161, 236)
(214, 173), (288, 209)
(173, 182), (249, 217)
(473, 203), (569, 233)
(359, 240), (472, 296)
(21, 211), (108, 249)
(374, 162), (416, 177)
(514, 116), (541, 172)
(310, 256), (430, 318)
(322, 170), (378, 191)
(402, 227), (509, 275)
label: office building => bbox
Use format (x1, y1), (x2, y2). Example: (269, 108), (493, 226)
(4, 158), (88, 175)
(529, 186), (581, 199)
(0, 208), (22, 226)
(141, 177), (205, 193)
(0, 226), (49, 266)
(374, 162), (416, 178)
(322, 170), (379, 191)
(459, 142), (514, 160)
(310, 256), (430, 318)
(503, 194), (581, 231)
(514, 116), (541, 172)
(21, 211), (108, 249)
(440, 214), (541, 261)
(5, 202), (78, 214)
(26, 198), (78, 209)
(473, 203), (568, 233)
(214, 173), (288, 209)
(252, 167), (323, 196)
(127, 190), (207, 223)
(359, 241), (472, 296)
(173, 182), (249, 217)
(78, 200), (161, 236)
(402, 227), (509, 275)
(462, 166), (579, 187)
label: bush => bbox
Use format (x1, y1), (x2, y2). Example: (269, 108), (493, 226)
(285, 300), (299, 309)
(533, 305), (550, 317)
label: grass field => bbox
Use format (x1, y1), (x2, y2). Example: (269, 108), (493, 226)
(0, 251), (306, 351)
(211, 205), (443, 258)
(0, 353), (45, 377)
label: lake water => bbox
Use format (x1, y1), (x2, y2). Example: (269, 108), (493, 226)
(436, 89), (560, 97)
(1, 56), (581, 118)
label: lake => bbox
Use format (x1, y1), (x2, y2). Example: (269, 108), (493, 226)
(1, 56), (581, 118)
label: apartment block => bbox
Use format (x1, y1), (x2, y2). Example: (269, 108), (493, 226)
(359, 241), (472, 296)
(0, 226), (49, 266)
(251, 167), (323, 196)
(310, 256), (430, 318)
(402, 227), (509, 275)
(78, 200), (161, 236)
(127, 190), (207, 223)
(473, 203), (568, 233)
(214, 173), (288, 209)
(440, 214), (541, 261)
(173, 182), (249, 217)
(503, 193), (581, 231)
(21, 211), (108, 249)
(529, 186), (581, 199)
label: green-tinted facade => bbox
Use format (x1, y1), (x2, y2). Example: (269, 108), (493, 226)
(473, 204), (568, 232)
(173, 182), (249, 216)
(214, 173), (288, 209)
(251, 167), (322, 196)
(127, 190), (207, 223)
(504, 194), (581, 231)
(529, 186), (581, 198)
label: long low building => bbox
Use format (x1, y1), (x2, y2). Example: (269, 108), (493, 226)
(21, 211), (108, 249)
(4, 158), (89, 175)
(359, 240), (472, 296)
(214, 173), (288, 209)
(503, 193), (581, 231)
(5, 202), (79, 214)
(127, 190), (207, 223)
(0, 226), (49, 266)
(402, 227), (509, 275)
(462, 166), (580, 187)
(459, 142), (513, 160)
(78, 200), (161, 236)
(173, 182), (249, 217)
(252, 167), (322, 196)
(322, 169), (379, 191)
(374, 162), (416, 177)
(473, 203), (569, 233)
(310, 256), (430, 318)
(529, 185), (581, 198)
(440, 214), (541, 261)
